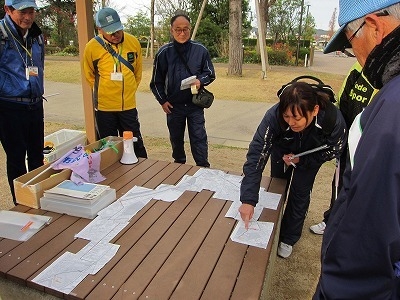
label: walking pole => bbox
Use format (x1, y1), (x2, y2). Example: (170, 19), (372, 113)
(290, 144), (329, 159)
(284, 165), (295, 203)
(334, 158), (340, 199)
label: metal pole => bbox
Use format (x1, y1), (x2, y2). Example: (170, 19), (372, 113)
(303, 4), (310, 47)
(295, 0), (305, 66)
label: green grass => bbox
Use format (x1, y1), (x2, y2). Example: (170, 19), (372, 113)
(44, 60), (82, 84)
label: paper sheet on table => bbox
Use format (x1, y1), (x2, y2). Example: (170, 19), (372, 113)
(180, 75), (197, 90)
(32, 252), (92, 294)
(153, 184), (185, 202)
(96, 186), (153, 222)
(230, 220), (274, 249)
(32, 240), (119, 295)
(176, 169), (243, 201)
(225, 200), (264, 220)
(258, 190), (281, 210)
(74, 217), (129, 242)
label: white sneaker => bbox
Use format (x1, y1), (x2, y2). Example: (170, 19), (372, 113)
(310, 221), (326, 235)
(277, 242), (293, 258)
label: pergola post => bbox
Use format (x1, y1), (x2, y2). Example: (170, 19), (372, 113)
(75, 0), (96, 143)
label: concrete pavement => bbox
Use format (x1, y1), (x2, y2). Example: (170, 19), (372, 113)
(43, 52), (356, 149)
(44, 82), (269, 149)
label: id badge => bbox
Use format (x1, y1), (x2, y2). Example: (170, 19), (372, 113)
(111, 72), (123, 81)
(28, 66), (39, 77)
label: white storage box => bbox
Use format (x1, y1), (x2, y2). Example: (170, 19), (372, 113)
(40, 188), (116, 219)
(44, 129), (87, 163)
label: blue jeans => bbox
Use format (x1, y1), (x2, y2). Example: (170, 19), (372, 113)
(167, 103), (209, 167)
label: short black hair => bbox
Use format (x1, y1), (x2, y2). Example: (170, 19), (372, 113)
(278, 81), (330, 128)
(170, 11), (190, 25)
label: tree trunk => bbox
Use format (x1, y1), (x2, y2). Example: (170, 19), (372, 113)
(228, 0), (243, 76)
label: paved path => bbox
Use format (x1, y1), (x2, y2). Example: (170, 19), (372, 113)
(44, 52), (356, 149)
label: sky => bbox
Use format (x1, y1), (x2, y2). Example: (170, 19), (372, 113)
(111, 0), (340, 31)
(307, 0), (339, 30)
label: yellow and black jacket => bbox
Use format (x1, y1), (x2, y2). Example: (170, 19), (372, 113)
(83, 32), (142, 111)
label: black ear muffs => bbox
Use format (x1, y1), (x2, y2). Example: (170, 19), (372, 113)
(277, 75), (336, 103)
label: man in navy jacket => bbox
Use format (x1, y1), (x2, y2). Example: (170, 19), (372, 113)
(314, 0), (400, 298)
(150, 12), (215, 167)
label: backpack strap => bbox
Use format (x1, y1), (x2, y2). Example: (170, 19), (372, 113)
(0, 20), (44, 59)
(94, 35), (134, 73)
(0, 20), (8, 56)
(0, 20), (7, 39)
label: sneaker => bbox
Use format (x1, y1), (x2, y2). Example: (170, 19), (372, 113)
(310, 221), (326, 235)
(277, 242), (293, 258)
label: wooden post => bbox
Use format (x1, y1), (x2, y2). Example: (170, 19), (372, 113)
(75, 0), (96, 143)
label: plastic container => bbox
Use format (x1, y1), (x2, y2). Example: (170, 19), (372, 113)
(40, 188), (116, 219)
(43, 129), (86, 164)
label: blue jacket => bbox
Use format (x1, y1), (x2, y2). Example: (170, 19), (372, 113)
(0, 15), (44, 100)
(240, 102), (347, 206)
(150, 40), (215, 106)
(314, 75), (400, 299)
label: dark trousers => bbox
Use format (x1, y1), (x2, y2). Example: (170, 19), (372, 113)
(95, 108), (147, 158)
(271, 152), (321, 246)
(0, 101), (44, 205)
(166, 104), (209, 167)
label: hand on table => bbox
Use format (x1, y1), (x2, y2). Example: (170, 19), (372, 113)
(239, 203), (255, 230)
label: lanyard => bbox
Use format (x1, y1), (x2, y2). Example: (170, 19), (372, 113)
(4, 20), (32, 59)
(111, 43), (123, 72)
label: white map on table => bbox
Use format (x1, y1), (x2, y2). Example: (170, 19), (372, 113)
(230, 220), (274, 249)
(33, 168), (281, 294)
(32, 241), (119, 294)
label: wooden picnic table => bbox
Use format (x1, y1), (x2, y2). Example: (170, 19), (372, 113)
(0, 158), (286, 299)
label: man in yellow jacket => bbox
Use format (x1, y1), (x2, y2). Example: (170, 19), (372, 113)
(83, 7), (147, 158)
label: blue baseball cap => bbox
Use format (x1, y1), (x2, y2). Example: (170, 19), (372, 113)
(324, 0), (399, 53)
(5, 0), (37, 10)
(95, 7), (123, 34)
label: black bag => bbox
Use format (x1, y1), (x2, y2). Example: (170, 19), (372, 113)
(174, 46), (214, 109)
(192, 87), (214, 108)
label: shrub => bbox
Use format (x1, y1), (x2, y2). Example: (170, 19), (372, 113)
(267, 49), (291, 65)
(62, 45), (79, 56)
(45, 45), (61, 55)
(243, 49), (261, 64)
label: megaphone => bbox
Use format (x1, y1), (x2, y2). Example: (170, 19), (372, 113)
(120, 131), (138, 164)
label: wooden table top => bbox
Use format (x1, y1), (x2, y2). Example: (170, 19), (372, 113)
(0, 158), (286, 300)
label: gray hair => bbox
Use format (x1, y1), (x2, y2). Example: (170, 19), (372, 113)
(346, 3), (400, 37)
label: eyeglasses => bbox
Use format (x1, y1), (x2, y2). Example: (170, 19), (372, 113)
(173, 28), (191, 35)
(346, 10), (389, 44)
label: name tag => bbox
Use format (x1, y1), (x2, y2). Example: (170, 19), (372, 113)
(28, 66), (39, 76)
(26, 66), (39, 80)
(111, 72), (123, 81)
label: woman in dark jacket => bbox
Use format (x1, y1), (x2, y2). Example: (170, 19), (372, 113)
(239, 80), (347, 258)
